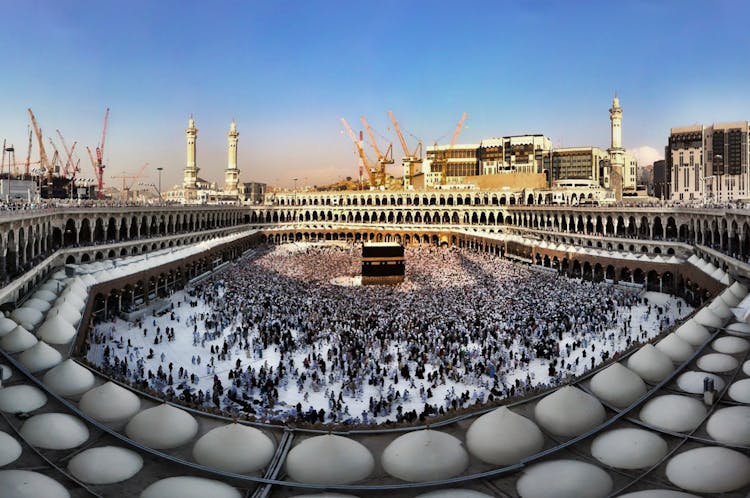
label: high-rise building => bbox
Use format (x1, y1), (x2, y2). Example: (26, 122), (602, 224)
(542, 147), (609, 185)
(652, 159), (667, 200)
(667, 122), (750, 202)
(478, 135), (552, 175)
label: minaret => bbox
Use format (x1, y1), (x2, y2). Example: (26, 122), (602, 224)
(183, 115), (199, 192)
(608, 94), (625, 200)
(224, 119), (240, 194)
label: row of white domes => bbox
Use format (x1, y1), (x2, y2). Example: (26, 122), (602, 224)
(2, 265), (748, 496)
(687, 254), (734, 285)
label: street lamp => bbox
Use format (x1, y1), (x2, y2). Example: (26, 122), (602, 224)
(156, 167), (163, 203)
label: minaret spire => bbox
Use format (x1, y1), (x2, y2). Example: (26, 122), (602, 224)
(183, 114), (199, 196)
(224, 119), (240, 195)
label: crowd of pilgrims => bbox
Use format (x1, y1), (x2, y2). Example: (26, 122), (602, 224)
(87, 242), (684, 426)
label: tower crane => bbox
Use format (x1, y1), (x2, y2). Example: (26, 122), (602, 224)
(360, 116), (393, 187)
(56, 130), (78, 179)
(47, 138), (62, 176)
(27, 108), (52, 191)
(85, 146), (98, 189)
(24, 127), (32, 177)
(341, 118), (377, 188)
(93, 108), (109, 199)
(433, 112), (468, 185)
(388, 111), (424, 187)
(111, 162), (149, 201)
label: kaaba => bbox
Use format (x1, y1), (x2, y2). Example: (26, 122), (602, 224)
(361, 242), (405, 285)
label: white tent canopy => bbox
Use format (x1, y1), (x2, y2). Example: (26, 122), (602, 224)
(192, 423), (275, 474)
(286, 434), (374, 485)
(125, 404), (198, 449)
(43, 360), (96, 397)
(382, 430), (469, 482)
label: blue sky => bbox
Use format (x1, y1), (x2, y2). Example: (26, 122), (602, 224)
(1, 0), (749, 188)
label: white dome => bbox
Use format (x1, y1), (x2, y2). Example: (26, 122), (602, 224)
(0, 317), (16, 336)
(676, 371), (725, 394)
(0, 431), (22, 466)
(55, 294), (85, 311)
(516, 459), (612, 498)
(0, 364), (10, 381)
(729, 281), (749, 299)
(0, 326), (37, 353)
(589, 362), (646, 408)
(0, 385), (47, 413)
(705, 406), (750, 445)
(192, 423), (275, 473)
(32, 290), (58, 303)
(626, 344), (674, 382)
(10, 307), (43, 328)
(696, 352), (738, 373)
(23, 298), (51, 313)
(416, 491), (493, 498)
(616, 491), (700, 498)
(674, 320), (710, 346)
(655, 334), (694, 363)
(67, 446), (143, 484)
(43, 360), (96, 397)
(712, 336), (749, 354)
(686, 254), (699, 265)
(81, 274), (97, 286)
(0, 470), (70, 498)
(639, 395), (706, 432)
(719, 289), (741, 306)
(590, 428), (667, 469)
(382, 429), (469, 482)
(18, 341), (62, 372)
(125, 404), (198, 449)
(726, 322), (750, 336)
(40, 280), (63, 293)
(20, 413), (89, 450)
(465, 407), (543, 465)
(710, 267), (726, 281)
(534, 386), (605, 437)
(66, 277), (87, 291)
(728, 378), (750, 403)
(693, 308), (725, 328)
(708, 298), (732, 319)
(745, 359), (750, 375)
(79, 382), (141, 423)
(36, 316), (77, 345)
(666, 446), (750, 493)
(286, 434), (373, 484)
(47, 304), (81, 326)
(140, 476), (241, 498)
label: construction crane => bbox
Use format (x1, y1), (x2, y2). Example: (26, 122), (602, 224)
(27, 108), (52, 191)
(85, 146), (99, 189)
(360, 116), (393, 187)
(47, 138), (63, 176)
(432, 112), (468, 184)
(93, 108), (109, 199)
(388, 111), (423, 187)
(111, 162), (149, 201)
(23, 127), (32, 177)
(56, 130), (78, 179)
(341, 118), (378, 188)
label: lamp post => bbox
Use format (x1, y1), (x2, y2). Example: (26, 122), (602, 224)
(292, 177), (298, 221)
(156, 167), (163, 203)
